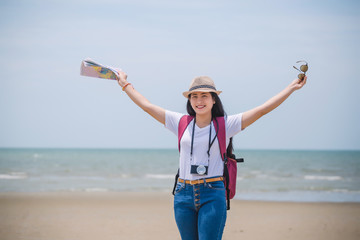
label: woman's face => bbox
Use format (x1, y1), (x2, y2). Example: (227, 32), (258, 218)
(189, 92), (215, 117)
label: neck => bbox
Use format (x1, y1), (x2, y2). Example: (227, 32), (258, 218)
(195, 113), (212, 128)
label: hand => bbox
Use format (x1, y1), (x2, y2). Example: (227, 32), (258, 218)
(290, 75), (307, 91)
(115, 68), (128, 87)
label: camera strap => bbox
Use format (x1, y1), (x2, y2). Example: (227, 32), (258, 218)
(190, 117), (218, 164)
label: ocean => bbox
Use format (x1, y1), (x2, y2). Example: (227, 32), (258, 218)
(0, 148), (359, 202)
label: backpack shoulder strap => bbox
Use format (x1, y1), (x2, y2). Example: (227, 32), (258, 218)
(173, 115), (193, 196)
(214, 116), (230, 209)
(214, 116), (226, 160)
(178, 115), (194, 152)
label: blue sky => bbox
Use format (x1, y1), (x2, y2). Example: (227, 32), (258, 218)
(1, 0), (359, 150)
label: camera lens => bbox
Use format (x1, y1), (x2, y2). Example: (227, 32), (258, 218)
(197, 165), (206, 175)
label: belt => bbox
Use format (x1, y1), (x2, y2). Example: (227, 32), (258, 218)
(178, 177), (224, 185)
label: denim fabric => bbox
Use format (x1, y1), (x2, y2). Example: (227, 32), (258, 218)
(174, 180), (227, 240)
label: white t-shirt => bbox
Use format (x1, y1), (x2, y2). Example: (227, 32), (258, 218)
(165, 110), (243, 180)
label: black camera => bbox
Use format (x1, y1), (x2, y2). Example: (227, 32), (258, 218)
(190, 165), (208, 175)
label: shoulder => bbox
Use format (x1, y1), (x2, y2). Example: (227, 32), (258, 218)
(226, 113), (243, 123)
(165, 110), (186, 134)
(165, 110), (185, 122)
(225, 113), (243, 137)
(215, 114), (243, 125)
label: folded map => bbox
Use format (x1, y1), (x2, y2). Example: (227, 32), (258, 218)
(80, 58), (119, 80)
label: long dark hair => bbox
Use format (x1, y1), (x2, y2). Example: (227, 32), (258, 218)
(186, 92), (234, 156)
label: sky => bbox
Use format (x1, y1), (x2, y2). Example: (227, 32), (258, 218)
(0, 0), (359, 150)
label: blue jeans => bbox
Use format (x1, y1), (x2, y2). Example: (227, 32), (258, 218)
(174, 179), (227, 240)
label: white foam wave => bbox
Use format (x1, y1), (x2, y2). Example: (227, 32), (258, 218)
(0, 172), (27, 180)
(33, 153), (42, 159)
(304, 175), (342, 181)
(145, 174), (174, 179)
(333, 189), (350, 193)
(85, 188), (109, 192)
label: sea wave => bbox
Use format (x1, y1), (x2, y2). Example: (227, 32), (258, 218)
(0, 172), (27, 180)
(304, 175), (343, 181)
(145, 174), (174, 179)
(85, 188), (109, 192)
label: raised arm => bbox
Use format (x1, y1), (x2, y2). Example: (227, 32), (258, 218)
(241, 77), (307, 130)
(116, 70), (166, 125)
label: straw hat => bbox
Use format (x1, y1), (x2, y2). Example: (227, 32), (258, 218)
(182, 76), (222, 98)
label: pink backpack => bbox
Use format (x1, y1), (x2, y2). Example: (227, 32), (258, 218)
(173, 115), (243, 210)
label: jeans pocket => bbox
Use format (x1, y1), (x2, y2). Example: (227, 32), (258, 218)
(175, 182), (185, 194)
(206, 181), (225, 190)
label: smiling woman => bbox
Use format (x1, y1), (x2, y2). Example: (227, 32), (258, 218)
(185, 77), (223, 128)
(189, 92), (215, 118)
(115, 71), (306, 240)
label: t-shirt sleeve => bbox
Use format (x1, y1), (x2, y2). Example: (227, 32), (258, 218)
(165, 110), (185, 136)
(226, 113), (243, 138)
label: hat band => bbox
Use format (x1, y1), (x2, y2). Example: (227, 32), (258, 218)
(189, 85), (217, 92)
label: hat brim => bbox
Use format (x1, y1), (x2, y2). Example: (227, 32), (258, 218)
(182, 88), (222, 98)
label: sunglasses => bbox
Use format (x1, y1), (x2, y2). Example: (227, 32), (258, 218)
(293, 60), (308, 82)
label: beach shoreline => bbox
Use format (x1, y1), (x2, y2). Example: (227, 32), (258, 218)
(0, 192), (359, 240)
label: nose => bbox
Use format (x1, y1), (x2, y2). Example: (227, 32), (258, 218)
(195, 99), (204, 106)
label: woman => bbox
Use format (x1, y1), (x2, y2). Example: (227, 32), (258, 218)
(116, 73), (307, 240)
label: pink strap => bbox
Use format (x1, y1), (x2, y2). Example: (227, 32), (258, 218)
(178, 115), (194, 151)
(214, 117), (226, 161)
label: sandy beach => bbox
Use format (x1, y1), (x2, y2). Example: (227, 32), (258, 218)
(0, 192), (359, 240)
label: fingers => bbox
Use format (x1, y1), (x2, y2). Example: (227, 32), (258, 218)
(297, 76), (307, 89)
(300, 76), (307, 85)
(298, 75), (307, 83)
(115, 70), (128, 87)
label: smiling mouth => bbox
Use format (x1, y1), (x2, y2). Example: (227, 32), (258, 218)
(196, 105), (205, 109)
